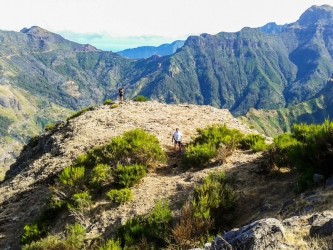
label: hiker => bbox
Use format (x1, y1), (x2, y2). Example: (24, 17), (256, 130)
(118, 87), (124, 103)
(172, 128), (183, 152)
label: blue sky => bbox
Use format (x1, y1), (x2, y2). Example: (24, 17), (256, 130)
(0, 0), (332, 51)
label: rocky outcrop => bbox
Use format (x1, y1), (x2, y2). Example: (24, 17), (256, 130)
(210, 218), (285, 250)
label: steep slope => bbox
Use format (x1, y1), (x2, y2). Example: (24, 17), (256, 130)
(0, 101), (256, 248)
(2, 5), (333, 176)
(116, 40), (185, 59)
(1, 102), (332, 249)
(240, 78), (333, 136)
(133, 5), (333, 115)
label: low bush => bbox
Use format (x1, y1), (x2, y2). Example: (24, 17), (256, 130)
(44, 123), (56, 132)
(65, 223), (86, 249)
(194, 124), (244, 150)
(20, 223), (46, 245)
(182, 143), (217, 168)
(58, 166), (85, 188)
(103, 99), (114, 105)
(107, 129), (166, 167)
(240, 134), (268, 152)
(110, 104), (119, 109)
(22, 235), (67, 250)
(23, 224), (86, 250)
(89, 164), (112, 188)
(132, 95), (149, 102)
(269, 120), (333, 190)
(69, 191), (92, 211)
(172, 172), (236, 248)
(106, 188), (133, 204)
(117, 200), (172, 248)
(67, 106), (95, 121)
(114, 164), (146, 188)
(192, 172), (237, 231)
(98, 239), (122, 250)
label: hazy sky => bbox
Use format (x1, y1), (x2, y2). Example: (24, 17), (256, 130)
(0, 0), (332, 51)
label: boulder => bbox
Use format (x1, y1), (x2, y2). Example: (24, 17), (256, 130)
(210, 218), (285, 250)
(309, 212), (333, 237)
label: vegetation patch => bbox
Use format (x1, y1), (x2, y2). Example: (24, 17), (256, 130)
(106, 188), (133, 204)
(132, 95), (149, 102)
(66, 106), (95, 121)
(114, 164), (146, 188)
(269, 120), (333, 191)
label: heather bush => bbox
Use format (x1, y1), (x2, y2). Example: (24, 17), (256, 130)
(98, 239), (122, 250)
(66, 106), (95, 121)
(69, 191), (92, 211)
(269, 120), (333, 190)
(132, 95), (149, 102)
(240, 134), (268, 152)
(20, 223), (46, 245)
(118, 200), (172, 248)
(192, 172), (237, 230)
(58, 166), (85, 187)
(103, 99), (114, 105)
(106, 129), (166, 167)
(182, 143), (217, 168)
(106, 188), (133, 204)
(114, 164), (146, 188)
(194, 124), (244, 149)
(89, 164), (112, 188)
(65, 223), (86, 249)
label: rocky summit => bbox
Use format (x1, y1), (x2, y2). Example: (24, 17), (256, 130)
(0, 101), (332, 249)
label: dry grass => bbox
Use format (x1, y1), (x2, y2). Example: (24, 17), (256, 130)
(284, 225), (332, 250)
(171, 202), (211, 249)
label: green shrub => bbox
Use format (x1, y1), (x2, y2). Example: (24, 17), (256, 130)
(22, 235), (68, 250)
(73, 129), (165, 169)
(114, 164), (146, 188)
(103, 99), (114, 105)
(269, 120), (333, 190)
(58, 166), (85, 187)
(270, 133), (299, 167)
(110, 103), (119, 109)
(117, 200), (172, 248)
(69, 191), (92, 210)
(67, 106), (95, 121)
(20, 223), (46, 245)
(132, 95), (149, 102)
(107, 129), (166, 167)
(65, 223), (86, 249)
(106, 188), (133, 204)
(194, 124), (244, 149)
(146, 200), (172, 241)
(98, 239), (122, 250)
(192, 172), (237, 230)
(182, 143), (217, 168)
(44, 124), (56, 132)
(89, 164), (112, 188)
(239, 134), (268, 152)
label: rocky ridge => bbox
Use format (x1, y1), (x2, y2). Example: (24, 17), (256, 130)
(0, 101), (332, 249)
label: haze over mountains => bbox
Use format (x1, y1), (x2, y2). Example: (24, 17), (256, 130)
(1, 5), (333, 168)
(116, 40), (185, 59)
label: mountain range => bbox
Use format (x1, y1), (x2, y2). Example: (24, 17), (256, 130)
(116, 40), (185, 59)
(1, 5), (333, 170)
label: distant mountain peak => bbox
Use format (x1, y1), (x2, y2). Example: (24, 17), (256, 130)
(298, 5), (333, 25)
(20, 26), (53, 36)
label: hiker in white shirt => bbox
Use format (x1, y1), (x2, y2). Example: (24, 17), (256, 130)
(172, 128), (183, 152)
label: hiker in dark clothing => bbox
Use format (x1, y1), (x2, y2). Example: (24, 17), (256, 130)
(118, 88), (124, 103)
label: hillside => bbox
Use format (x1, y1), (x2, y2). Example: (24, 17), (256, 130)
(240, 78), (333, 136)
(2, 5), (333, 181)
(0, 102), (332, 249)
